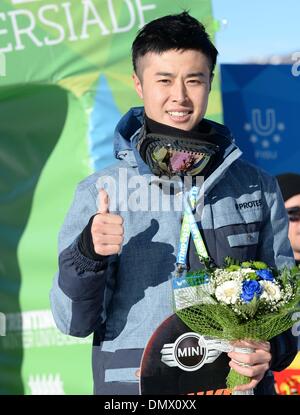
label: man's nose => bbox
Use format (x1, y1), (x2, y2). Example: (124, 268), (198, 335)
(171, 81), (188, 103)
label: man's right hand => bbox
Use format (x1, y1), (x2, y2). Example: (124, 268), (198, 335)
(91, 189), (124, 256)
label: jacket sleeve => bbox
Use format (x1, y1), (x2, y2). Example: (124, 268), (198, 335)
(258, 174), (298, 371)
(50, 181), (117, 338)
(269, 330), (298, 372)
(258, 174), (295, 269)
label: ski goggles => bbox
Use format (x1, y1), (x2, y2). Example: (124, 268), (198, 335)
(137, 133), (219, 178)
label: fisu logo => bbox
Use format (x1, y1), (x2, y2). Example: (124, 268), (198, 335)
(244, 109), (285, 160)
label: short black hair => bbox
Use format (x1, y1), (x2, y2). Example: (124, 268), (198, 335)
(132, 11), (218, 76)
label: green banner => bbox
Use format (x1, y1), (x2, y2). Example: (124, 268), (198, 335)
(0, 0), (221, 394)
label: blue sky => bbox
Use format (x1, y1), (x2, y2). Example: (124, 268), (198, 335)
(212, 0), (300, 62)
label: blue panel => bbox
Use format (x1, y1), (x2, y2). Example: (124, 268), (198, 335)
(89, 75), (121, 172)
(220, 64), (300, 175)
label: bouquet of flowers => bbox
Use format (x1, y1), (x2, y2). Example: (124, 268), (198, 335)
(173, 258), (300, 391)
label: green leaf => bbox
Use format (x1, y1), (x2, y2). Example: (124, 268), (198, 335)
(248, 272), (258, 280)
(252, 261), (268, 270)
(224, 257), (239, 267)
(238, 295), (259, 319)
(241, 261), (252, 268)
(226, 265), (240, 272)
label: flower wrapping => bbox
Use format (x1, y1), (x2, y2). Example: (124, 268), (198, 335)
(173, 258), (300, 391)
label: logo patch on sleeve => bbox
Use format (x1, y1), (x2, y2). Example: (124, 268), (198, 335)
(235, 199), (262, 210)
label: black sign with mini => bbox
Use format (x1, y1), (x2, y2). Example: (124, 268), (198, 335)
(139, 314), (231, 395)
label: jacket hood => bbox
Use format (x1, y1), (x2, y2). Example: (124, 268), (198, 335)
(113, 107), (145, 169)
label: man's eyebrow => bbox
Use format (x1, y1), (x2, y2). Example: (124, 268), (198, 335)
(186, 72), (207, 78)
(154, 72), (207, 78)
(154, 72), (174, 77)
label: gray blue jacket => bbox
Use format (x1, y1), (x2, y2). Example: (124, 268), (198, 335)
(50, 107), (298, 395)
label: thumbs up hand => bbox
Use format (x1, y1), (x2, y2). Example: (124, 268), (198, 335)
(91, 189), (124, 256)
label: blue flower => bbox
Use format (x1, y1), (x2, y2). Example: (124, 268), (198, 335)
(256, 269), (274, 281)
(241, 280), (262, 303)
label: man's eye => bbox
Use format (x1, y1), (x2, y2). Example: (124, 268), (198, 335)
(158, 79), (170, 83)
(187, 79), (201, 84)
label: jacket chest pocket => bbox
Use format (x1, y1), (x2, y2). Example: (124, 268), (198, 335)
(227, 232), (259, 248)
(210, 206), (262, 265)
(209, 225), (261, 266)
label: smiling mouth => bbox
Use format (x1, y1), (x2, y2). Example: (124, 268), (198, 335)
(167, 111), (192, 117)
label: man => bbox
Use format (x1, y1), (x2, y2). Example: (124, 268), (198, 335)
(277, 173), (300, 266)
(50, 12), (297, 395)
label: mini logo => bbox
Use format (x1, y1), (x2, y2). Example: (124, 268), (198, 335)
(174, 333), (206, 371)
(161, 333), (221, 372)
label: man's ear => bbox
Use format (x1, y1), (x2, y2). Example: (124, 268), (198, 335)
(132, 72), (143, 99)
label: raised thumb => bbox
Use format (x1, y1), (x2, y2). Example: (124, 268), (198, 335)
(98, 188), (110, 214)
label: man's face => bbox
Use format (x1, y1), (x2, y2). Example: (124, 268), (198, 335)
(133, 49), (212, 131)
(285, 194), (300, 260)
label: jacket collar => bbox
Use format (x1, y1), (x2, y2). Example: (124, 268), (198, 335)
(113, 106), (242, 190)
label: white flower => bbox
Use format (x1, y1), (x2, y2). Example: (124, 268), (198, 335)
(215, 280), (242, 304)
(259, 280), (282, 302)
(213, 269), (244, 286)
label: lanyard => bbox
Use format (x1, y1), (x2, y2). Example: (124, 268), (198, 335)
(176, 186), (209, 275)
